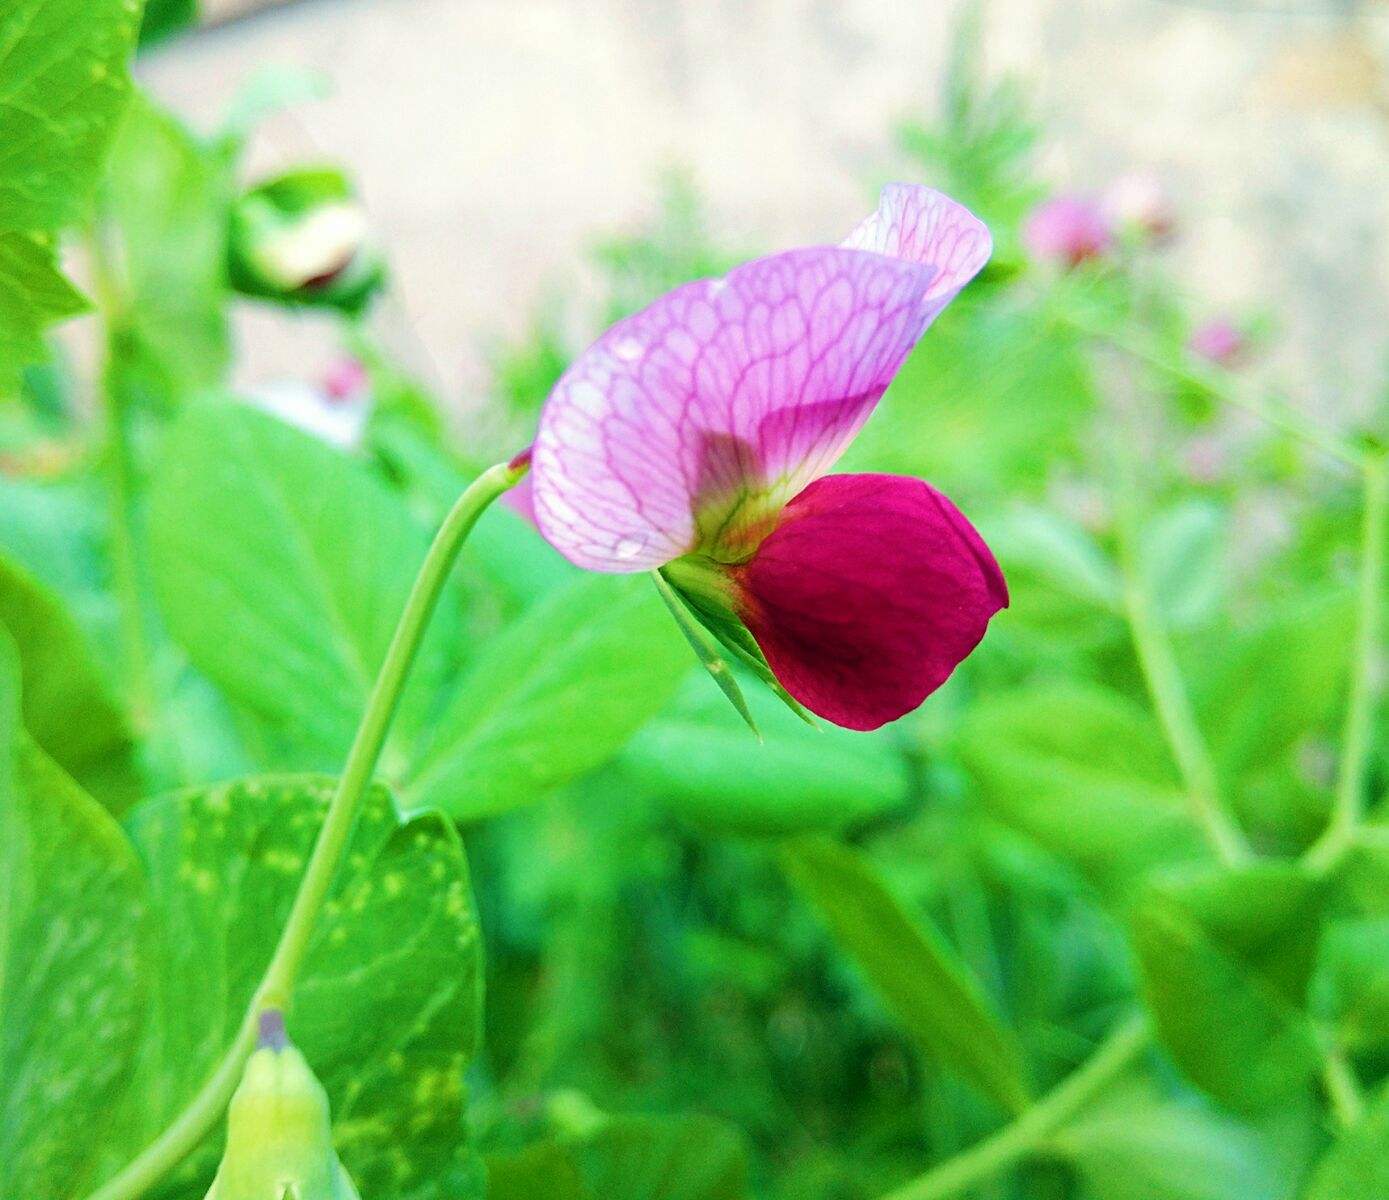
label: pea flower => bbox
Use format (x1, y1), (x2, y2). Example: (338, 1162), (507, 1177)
(527, 184), (1007, 731)
(1022, 195), (1112, 268)
(204, 1010), (359, 1200)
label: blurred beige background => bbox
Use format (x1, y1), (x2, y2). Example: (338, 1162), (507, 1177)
(139, 0), (1389, 425)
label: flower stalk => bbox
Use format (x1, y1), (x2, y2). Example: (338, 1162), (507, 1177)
(1307, 451), (1387, 873)
(879, 1014), (1149, 1200)
(84, 459), (527, 1200)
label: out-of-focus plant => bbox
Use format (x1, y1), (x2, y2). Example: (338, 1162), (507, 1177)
(3, 4), (1388, 1200)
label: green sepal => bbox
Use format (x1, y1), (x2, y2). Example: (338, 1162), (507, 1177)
(657, 565), (817, 728)
(205, 1015), (361, 1200)
(650, 569), (759, 739)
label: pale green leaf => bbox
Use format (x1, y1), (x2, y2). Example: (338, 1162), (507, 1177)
(0, 632), (150, 1200)
(405, 573), (689, 821)
(123, 775), (484, 1199)
(147, 400), (459, 770)
(623, 680), (907, 837)
(781, 836), (1031, 1114)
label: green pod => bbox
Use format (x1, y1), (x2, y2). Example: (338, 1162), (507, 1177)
(205, 1011), (361, 1200)
(228, 167), (386, 315)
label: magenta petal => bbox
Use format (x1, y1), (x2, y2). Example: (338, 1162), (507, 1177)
(841, 183), (993, 328)
(532, 246), (940, 571)
(731, 473), (1007, 731)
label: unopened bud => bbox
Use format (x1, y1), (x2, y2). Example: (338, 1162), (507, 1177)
(204, 1010), (360, 1200)
(229, 168), (386, 314)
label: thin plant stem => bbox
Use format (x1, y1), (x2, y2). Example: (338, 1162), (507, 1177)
(83, 459), (526, 1200)
(1116, 520), (1252, 866)
(99, 382), (155, 728)
(1062, 313), (1366, 470)
(1307, 453), (1388, 873)
(89, 227), (155, 728)
(880, 1013), (1149, 1200)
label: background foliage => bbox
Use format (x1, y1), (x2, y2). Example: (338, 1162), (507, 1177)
(2, 6), (1387, 1200)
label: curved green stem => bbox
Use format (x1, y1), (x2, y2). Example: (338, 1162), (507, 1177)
(84, 459), (527, 1200)
(1061, 314), (1366, 470)
(1116, 520), (1252, 866)
(1307, 453), (1388, 873)
(881, 1014), (1149, 1200)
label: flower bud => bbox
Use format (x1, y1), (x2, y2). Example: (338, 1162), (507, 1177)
(228, 168), (386, 314)
(204, 1011), (360, 1200)
(1022, 195), (1113, 269)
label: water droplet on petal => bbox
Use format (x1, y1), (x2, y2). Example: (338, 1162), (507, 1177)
(615, 537), (644, 560)
(614, 338), (644, 362)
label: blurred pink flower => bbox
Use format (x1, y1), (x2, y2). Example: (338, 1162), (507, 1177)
(1101, 173), (1176, 242)
(524, 184), (1007, 730)
(1187, 318), (1246, 367)
(1022, 196), (1113, 267)
(323, 356), (369, 402)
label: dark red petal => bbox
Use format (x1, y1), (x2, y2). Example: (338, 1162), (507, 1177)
(730, 473), (1007, 731)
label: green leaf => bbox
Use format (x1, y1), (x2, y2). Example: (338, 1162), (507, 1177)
(956, 681), (1206, 897)
(1129, 861), (1324, 1111)
(0, 0), (141, 382)
(0, 0), (139, 230)
(1314, 917), (1389, 1054)
(1138, 500), (1227, 629)
(622, 680), (908, 836)
(0, 632), (151, 1200)
(487, 1112), (749, 1200)
(0, 232), (88, 390)
(1054, 1081), (1302, 1200)
(147, 400), (458, 770)
(405, 573), (689, 821)
(781, 836), (1031, 1114)
(122, 775), (484, 1199)
(1189, 591), (1356, 789)
(0, 550), (139, 809)
(102, 93), (230, 406)
(1304, 1090), (1389, 1200)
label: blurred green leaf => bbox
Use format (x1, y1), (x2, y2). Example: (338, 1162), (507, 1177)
(1314, 917), (1389, 1054)
(1189, 591), (1355, 790)
(1129, 861), (1324, 1111)
(138, 0), (197, 49)
(0, 233), (89, 390)
(782, 836), (1031, 1114)
(0, 633), (150, 1200)
(406, 574), (689, 820)
(123, 776), (483, 1199)
(1138, 501), (1227, 630)
(843, 296), (1095, 496)
(1303, 1090), (1389, 1200)
(623, 680), (907, 837)
(487, 1112), (749, 1200)
(102, 93), (230, 407)
(0, 550), (139, 809)
(956, 681), (1206, 897)
(147, 400), (459, 770)
(1054, 1081), (1301, 1200)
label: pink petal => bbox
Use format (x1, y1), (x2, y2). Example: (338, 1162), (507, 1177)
(730, 473), (1007, 731)
(841, 183), (992, 328)
(532, 247), (940, 571)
